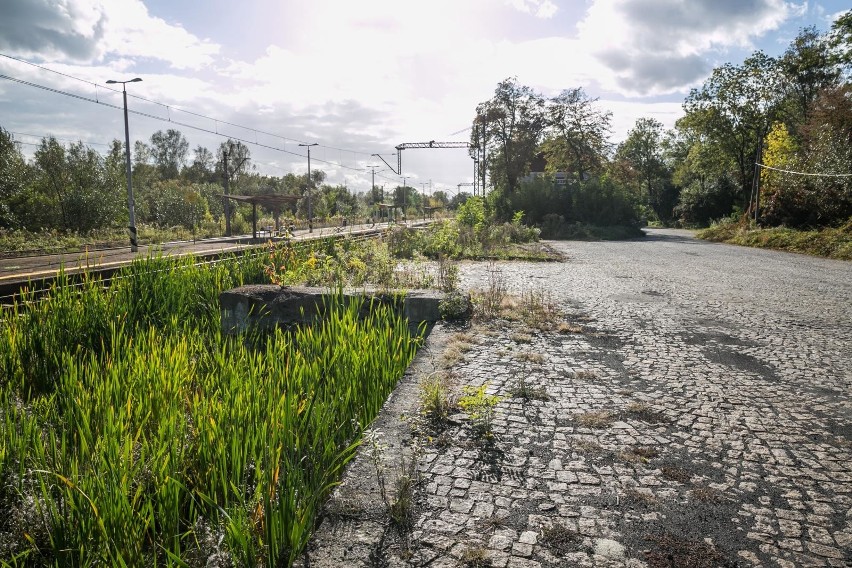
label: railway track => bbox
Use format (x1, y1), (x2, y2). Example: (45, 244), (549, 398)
(0, 222), (416, 305)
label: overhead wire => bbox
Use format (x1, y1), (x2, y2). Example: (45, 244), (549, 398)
(0, 72), (371, 175)
(1, 53), (384, 158)
(0, 53), (467, 187)
(757, 163), (852, 177)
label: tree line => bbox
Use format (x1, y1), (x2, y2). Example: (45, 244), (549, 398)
(0, 127), (457, 237)
(471, 12), (851, 231)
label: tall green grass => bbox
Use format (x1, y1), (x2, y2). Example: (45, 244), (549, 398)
(697, 218), (852, 260)
(0, 252), (420, 566)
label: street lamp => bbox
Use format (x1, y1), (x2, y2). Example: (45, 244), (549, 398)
(298, 142), (318, 232)
(106, 77), (142, 251)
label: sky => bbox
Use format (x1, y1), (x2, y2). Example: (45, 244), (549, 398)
(0, 0), (848, 196)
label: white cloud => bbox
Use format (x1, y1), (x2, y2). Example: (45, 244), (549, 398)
(0, 0), (219, 69)
(505, 0), (559, 18)
(578, 0), (800, 95)
(100, 0), (220, 69)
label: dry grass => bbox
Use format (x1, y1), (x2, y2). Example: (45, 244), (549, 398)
(557, 322), (585, 334)
(441, 332), (477, 368)
(573, 439), (604, 453)
(690, 486), (723, 504)
(460, 546), (491, 567)
(620, 445), (659, 464)
(575, 410), (615, 429)
(516, 351), (545, 364)
(540, 524), (583, 555)
(660, 465), (692, 483)
(625, 402), (669, 424)
(510, 332), (533, 344)
(644, 532), (726, 568)
(572, 370), (599, 381)
(624, 488), (658, 506)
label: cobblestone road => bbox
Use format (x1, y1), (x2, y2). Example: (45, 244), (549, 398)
(308, 229), (852, 567)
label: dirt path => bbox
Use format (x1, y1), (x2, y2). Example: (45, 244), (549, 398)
(307, 229), (852, 567)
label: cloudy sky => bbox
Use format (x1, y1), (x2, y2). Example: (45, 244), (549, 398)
(0, 0), (847, 195)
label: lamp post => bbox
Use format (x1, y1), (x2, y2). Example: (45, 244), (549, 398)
(298, 142), (318, 232)
(106, 77), (142, 251)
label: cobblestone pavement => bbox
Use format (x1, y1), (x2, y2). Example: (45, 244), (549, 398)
(307, 229), (852, 567)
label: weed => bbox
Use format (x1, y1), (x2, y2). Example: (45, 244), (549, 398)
(437, 255), (460, 292)
(573, 439), (604, 453)
(388, 448), (420, 532)
(458, 384), (501, 439)
(625, 402), (670, 424)
(572, 370), (599, 380)
(420, 372), (455, 424)
(690, 486), (722, 504)
(439, 291), (472, 321)
(511, 332), (533, 344)
(620, 446), (659, 464)
(460, 545), (491, 567)
(0, 256), (419, 566)
(540, 524), (583, 555)
(515, 351), (545, 364)
(509, 369), (550, 402)
(575, 410), (615, 429)
(557, 322), (585, 334)
(474, 263), (507, 320)
(516, 288), (560, 330)
(644, 532), (726, 568)
(697, 220), (852, 261)
(363, 432), (420, 532)
(661, 465), (692, 483)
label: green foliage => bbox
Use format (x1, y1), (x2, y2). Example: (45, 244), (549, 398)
(439, 291), (471, 321)
(0, 254), (419, 566)
(697, 218), (852, 260)
(474, 77), (546, 194)
(458, 384), (501, 439)
(147, 179), (210, 229)
(498, 174), (641, 236)
(420, 372), (454, 424)
(673, 176), (739, 227)
(456, 196), (486, 229)
(543, 87), (612, 179)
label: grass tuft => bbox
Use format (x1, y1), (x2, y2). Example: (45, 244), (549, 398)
(575, 410), (615, 429)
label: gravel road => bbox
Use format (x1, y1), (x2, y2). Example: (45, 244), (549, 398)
(308, 228), (852, 567)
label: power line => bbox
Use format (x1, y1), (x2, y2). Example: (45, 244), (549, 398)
(757, 163), (852, 178)
(10, 130), (113, 148)
(0, 53), (377, 157)
(0, 55), (466, 186)
(0, 72), (370, 175)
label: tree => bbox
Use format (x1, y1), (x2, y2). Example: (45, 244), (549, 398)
(0, 127), (29, 228)
(29, 137), (123, 233)
(32, 137), (71, 229)
(762, 84), (852, 227)
(542, 87), (612, 180)
(828, 9), (852, 72)
(217, 140), (251, 235)
(448, 191), (471, 210)
(779, 26), (841, 127)
(430, 190), (449, 208)
(473, 78), (546, 197)
(616, 118), (674, 222)
(682, 51), (782, 202)
(184, 145), (216, 184)
(150, 129), (189, 179)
